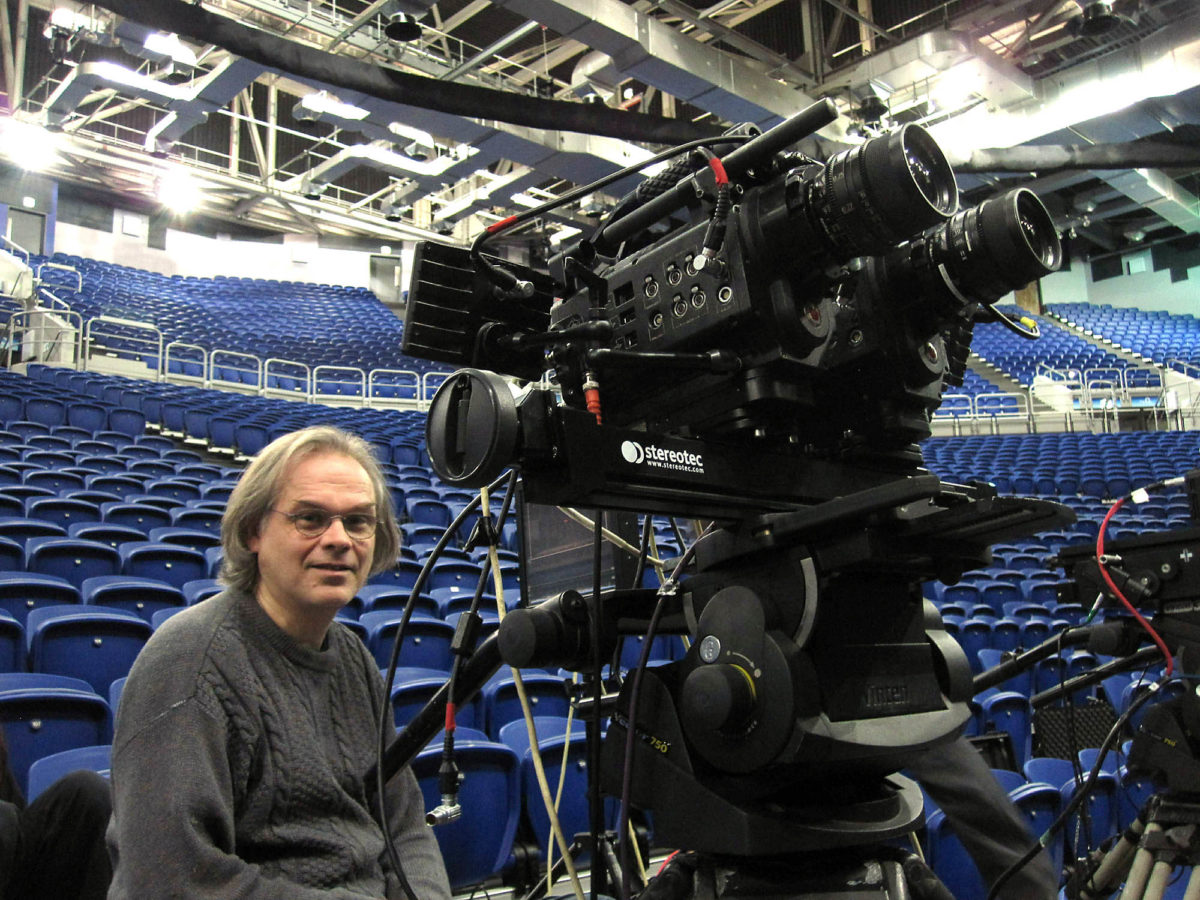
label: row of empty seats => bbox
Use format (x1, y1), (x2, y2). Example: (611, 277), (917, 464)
(970, 306), (1136, 386)
(1049, 301), (1200, 370)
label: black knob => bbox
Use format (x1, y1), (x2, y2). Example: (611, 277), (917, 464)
(681, 663), (757, 733)
(425, 369), (519, 487)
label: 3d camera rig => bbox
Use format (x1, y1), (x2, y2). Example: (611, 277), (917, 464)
(388, 100), (1075, 888)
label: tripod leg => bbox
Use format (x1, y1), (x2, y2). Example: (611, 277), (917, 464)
(1120, 824), (1164, 900)
(1077, 816), (1146, 899)
(1142, 857), (1175, 900)
(1182, 867), (1200, 900)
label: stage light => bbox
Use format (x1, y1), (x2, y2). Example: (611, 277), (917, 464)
(157, 167), (203, 214)
(0, 119), (61, 173)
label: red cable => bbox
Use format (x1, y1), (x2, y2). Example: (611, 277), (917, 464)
(706, 154), (728, 185)
(444, 701), (457, 732)
(486, 215), (518, 234)
(1095, 496), (1174, 678)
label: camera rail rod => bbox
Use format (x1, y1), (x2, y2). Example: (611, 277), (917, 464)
(592, 99), (838, 256)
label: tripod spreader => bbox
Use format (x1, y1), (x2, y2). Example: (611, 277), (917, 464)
(1031, 645), (1164, 709)
(972, 620), (1154, 697)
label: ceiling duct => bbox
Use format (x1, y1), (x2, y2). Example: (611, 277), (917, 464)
(571, 50), (623, 103)
(43, 61), (191, 128)
(145, 57), (265, 154)
(488, 0), (826, 131)
(834, 29), (1034, 123)
(931, 8), (1200, 236)
(42, 55), (264, 157)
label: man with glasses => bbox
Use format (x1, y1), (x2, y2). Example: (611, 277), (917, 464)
(106, 426), (451, 899)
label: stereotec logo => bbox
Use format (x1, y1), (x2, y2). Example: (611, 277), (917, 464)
(620, 440), (705, 475)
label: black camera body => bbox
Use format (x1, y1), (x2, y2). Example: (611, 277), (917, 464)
(401, 103), (1072, 857)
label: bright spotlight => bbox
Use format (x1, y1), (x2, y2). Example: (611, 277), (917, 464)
(0, 119), (61, 172)
(157, 167), (203, 214)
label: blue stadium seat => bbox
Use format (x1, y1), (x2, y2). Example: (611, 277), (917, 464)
(99, 500), (173, 534)
(169, 507), (223, 533)
(26, 604), (151, 693)
(1008, 782), (1064, 877)
(82, 575), (186, 623)
(926, 807), (986, 900)
(0, 536), (22, 571)
(66, 403), (109, 433)
(24, 497), (103, 529)
(356, 584), (438, 618)
(368, 559), (423, 591)
(151, 607), (187, 629)
(426, 560), (483, 593)
(0, 515), (67, 543)
(66, 522), (148, 551)
(410, 738), (521, 892)
(181, 579), (223, 605)
(26, 744), (112, 803)
(505, 727), (607, 863)
(118, 541), (208, 588)
(483, 672), (570, 740)
(24, 537), (121, 589)
(23, 468), (86, 494)
(146, 526), (221, 551)
(0, 610), (22, 672)
(361, 612), (454, 671)
(0, 572), (80, 627)
(107, 409), (147, 438)
(980, 691), (1032, 767)
(388, 671), (480, 730)
(0, 672), (110, 796)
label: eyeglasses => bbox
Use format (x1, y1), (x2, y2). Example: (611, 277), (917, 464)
(271, 508), (377, 541)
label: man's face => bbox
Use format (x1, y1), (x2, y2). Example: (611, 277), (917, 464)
(249, 451), (376, 641)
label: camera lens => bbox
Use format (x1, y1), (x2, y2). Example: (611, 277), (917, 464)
(936, 188), (1061, 301)
(867, 187), (1061, 309)
(902, 128), (957, 218)
(809, 124), (957, 258)
(1014, 189), (1061, 271)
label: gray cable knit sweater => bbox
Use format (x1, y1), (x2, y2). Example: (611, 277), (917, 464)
(106, 588), (452, 900)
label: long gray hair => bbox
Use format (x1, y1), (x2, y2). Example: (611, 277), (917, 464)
(219, 425), (400, 594)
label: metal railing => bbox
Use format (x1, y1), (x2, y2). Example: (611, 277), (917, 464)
(368, 368), (421, 403)
(0, 235), (29, 266)
(164, 341), (209, 383)
(420, 371), (450, 409)
(313, 365), (366, 402)
(209, 349), (263, 391)
(35, 262), (81, 294)
(36, 287), (74, 314)
(83, 315), (164, 379)
(264, 357), (311, 397)
(929, 391), (1034, 435)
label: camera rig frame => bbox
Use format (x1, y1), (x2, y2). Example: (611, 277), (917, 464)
(385, 101), (1077, 892)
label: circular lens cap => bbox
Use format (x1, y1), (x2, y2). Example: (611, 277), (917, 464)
(425, 368), (519, 487)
